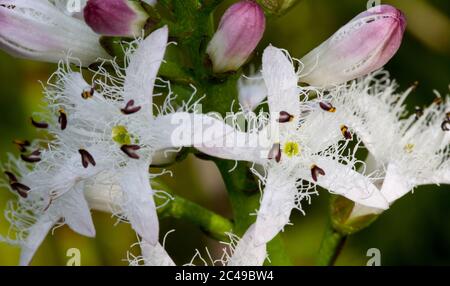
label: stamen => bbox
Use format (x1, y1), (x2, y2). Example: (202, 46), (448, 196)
(340, 125), (352, 140)
(4, 171), (18, 183)
(31, 117), (49, 129)
(79, 149), (96, 168)
(442, 120), (450, 132)
(21, 150), (41, 163)
(268, 143), (281, 163)
(277, 111), (294, 123)
(433, 96), (442, 105)
(121, 145), (141, 159)
(311, 165), (325, 182)
(58, 109), (67, 130)
(81, 87), (95, 99)
(283, 141), (300, 157)
(319, 102), (336, 113)
(13, 139), (30, 153)
(446, 112), (450, 122)
(10, 182), (30, 198)
(414, 106), (423, 119)
(121, 100), (142, 115)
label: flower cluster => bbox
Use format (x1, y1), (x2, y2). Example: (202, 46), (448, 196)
(0, 0), (448, 266)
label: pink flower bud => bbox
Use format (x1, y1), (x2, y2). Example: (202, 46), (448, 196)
(84, 0), (150, 37)
(300, 5), (406, 87)
(207, 1), (266, 73)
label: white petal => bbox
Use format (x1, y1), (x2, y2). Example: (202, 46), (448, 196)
(308, 156), (389, 209)
(58, 184), (96, 237)
(20, 216), (57, 266)
(140, 242), (176, 266)
(123, 26), (168, 111)
(254, 172), (297, 245)
(119, 163), (159, 245)
(228, 224), (267, 266)
(379, 163), (412, 204)
(262, 46), (299, 116)
(152, 112), (266, 164)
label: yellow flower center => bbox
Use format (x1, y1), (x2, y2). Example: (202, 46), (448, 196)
(404, 143), (414, 154)
(112, 125), (131, 145)
(283, 141), (300, 157)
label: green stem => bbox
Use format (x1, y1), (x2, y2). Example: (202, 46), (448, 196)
(152, 180), (233, 241)
(316, 222), (348, 266)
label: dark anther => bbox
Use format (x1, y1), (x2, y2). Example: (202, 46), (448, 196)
(433, 97), (443, 105)
(121, 100), (142, 115)
(277, 111), (294, 123)
(121, 145), (141, 159)
(4, 171), (18, 184)
(10, 182), (30, 198)
(319, 102), (336, 113)
(31, 117), (49, 129)
(21, 150), (41, 163)
(311, 165), (325, 182)
(446, 112), (450, 122)
(79, 149), (96, 168)
(13, 139), (31, 153)
(81, 87), (95, 99)
(58, 109), (67, 130)
(442, 121), (450, 132)
(414, 106), (423, 119)
(340, 125), (352, 140)
(268, 143), (281, 163)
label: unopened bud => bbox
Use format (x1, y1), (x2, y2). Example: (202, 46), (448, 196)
(300, 5), (406, 87)
(84, 0), (150, 37)
(207, 1), (266, 73)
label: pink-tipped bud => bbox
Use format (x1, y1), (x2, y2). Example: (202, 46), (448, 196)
(300, 5), (406, 87)
(84, 0), (150, 37)
(207, 1), (266, 73)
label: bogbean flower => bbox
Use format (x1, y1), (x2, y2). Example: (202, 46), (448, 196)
(84, 0), (150, 37)
(1, 26), (217, 265)
(199, 46), (389, 259)
(325, 72), (450, 218)
(0, 0), (108, 65)
(300, 5), (406, 87)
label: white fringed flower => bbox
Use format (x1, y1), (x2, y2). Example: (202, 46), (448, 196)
(327, 72), (450, 217)
(198, 46), (389, 251)
(0, 27), (179, 265)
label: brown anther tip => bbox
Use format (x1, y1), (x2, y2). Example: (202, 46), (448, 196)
(340, 125), (352, 140)
(58, 109), (67, 130)
(433, 97), (443, 105)
(13, 139), (31, 153)
(21, 150), (42, 163)
(81, 87), (95, 99)
(445, 112), (450, 121)
(268, 143), (281, 163)
(442, 121), (450, 132)
(311, 165), (325, 182)
(79, 149), (96, 168)
(415, 106), (423, 119)
(10, 182), (30, 198)
(4, 171), (18, 183)
(31, 117), (49, 129)
(121, 100), (142, 115)
(319, 102), (336, 113)
(121, 145), (141, 159)
(277, 111), (294, 123)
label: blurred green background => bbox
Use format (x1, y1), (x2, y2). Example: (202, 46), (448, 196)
(0, 0), (449, 266)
